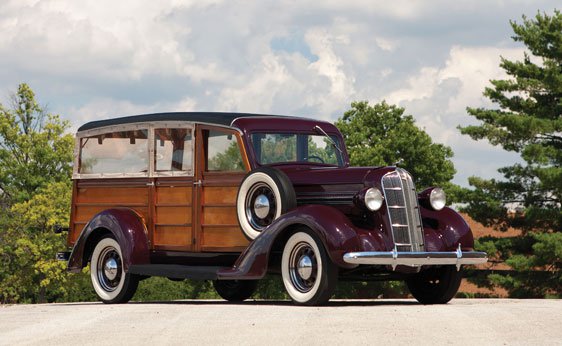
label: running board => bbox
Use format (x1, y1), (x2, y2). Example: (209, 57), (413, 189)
(128, 264), (227, 280)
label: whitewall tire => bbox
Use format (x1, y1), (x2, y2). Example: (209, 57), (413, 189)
(281, 231), (337, 306)
(237, 167), (296, 240)
(90, 237), (139, 304)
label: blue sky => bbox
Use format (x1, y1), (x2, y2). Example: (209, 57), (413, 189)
(0, 1), (557, 186)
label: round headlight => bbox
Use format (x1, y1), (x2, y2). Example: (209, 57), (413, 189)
(365, 187), (384, 211)
(429, 187), (446, 211)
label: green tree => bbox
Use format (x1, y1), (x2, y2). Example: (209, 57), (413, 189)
(0, 83), (82, 303)
(335, 101), (456, 190)
(0, 84), (73, 205)
(459, 11), (562, 297)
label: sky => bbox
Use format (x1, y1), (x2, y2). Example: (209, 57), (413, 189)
(0, 0), (558, 186)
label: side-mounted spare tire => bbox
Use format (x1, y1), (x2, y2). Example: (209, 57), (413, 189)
(236, 167), (297, 240)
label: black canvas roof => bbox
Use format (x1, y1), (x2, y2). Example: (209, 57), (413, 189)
(77, 112), (279, 132)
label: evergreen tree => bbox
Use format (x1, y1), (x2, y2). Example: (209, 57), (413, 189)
(459, 10), (562, 297)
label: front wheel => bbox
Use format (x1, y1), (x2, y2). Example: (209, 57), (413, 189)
(90, 237), (139, 304)
(406, 266), (463, 304)
(213, 280), (258, 302)
(281, 231), (337, 306)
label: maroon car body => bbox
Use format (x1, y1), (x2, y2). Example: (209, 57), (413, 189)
(59, 112), (487, 305)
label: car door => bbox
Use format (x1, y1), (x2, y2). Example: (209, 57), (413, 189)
(150, 124), (196, 251)
(193, 125), (251, 252)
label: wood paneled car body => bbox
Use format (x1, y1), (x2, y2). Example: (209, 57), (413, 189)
(59, 112), (487, 305)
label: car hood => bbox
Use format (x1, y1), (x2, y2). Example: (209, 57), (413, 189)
(274, 165), (396, 188)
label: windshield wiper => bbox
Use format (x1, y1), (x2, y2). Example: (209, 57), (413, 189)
(313, 125), (343, 155)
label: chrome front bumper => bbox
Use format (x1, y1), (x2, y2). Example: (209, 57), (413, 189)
(343, 245), (488, 270)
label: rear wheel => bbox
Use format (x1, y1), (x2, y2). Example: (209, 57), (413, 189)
(90, 237), (139, 304)
(406, 266), (463, 304)
(281, 230), (337, 306)
(213, 280), (258, 302)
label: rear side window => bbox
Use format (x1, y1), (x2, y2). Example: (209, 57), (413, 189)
(154, 128), (193, 175)
(79, 130), (149, 175)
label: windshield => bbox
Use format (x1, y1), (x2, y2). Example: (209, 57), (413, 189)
(251, 132), (344, 167)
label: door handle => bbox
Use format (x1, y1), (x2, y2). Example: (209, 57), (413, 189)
(193, 180), (202, 186)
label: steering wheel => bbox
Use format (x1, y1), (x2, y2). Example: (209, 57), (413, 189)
(307, 155), (325, 163)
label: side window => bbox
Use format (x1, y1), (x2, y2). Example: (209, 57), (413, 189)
(154, 128), (193, 175)
(79, 130), (148, 175)
(307, 135), (340, 165)
(206, 130), (245, 172)
(253, 133), (297, 164)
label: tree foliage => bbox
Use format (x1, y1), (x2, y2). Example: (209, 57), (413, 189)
(0, 84), (73, 206)
(0, 84), (79, 303)
(335, 101), (456, 190)
(459, 10), (562, 297)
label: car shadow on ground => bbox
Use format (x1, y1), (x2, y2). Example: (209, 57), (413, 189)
(57, 299), (420, 307)
(152, 300), (419, 307)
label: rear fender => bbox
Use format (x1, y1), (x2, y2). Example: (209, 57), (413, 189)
(218, 205), (363, 280)
(67, 208), (150, 273)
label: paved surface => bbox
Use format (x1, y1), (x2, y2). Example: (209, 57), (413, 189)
(0, 299), (560, 345)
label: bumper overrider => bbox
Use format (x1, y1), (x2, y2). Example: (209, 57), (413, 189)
(343, 244), (488, 271)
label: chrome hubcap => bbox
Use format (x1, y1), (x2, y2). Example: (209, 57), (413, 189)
(253, 194), (270, 219)
(104, 258), (118, 281)
(96, 246), (122, 292)
(289, 242), (318, 293)
(245, 183), (277, 231)
(297, 255), (313, 280)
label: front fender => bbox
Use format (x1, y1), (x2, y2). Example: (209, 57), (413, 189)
(218, 204), (365, 280)
(421, 206), (474, 252)
(67, 208), (150, 273)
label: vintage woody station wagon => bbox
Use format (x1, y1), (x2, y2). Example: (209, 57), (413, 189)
(58, 112), (487, 305)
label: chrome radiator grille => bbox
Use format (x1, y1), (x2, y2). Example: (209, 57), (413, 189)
(381, 168), (424, 252)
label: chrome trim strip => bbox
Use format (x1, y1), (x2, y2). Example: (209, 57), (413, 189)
(381, 171), (401, 246)
(400, 168), (424, 251)
(343, 245), (488, 271)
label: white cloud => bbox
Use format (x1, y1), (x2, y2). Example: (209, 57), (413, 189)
(0, 0), (233, 83)
(0, 0), (554, 187)
(382, 45), (526, 184)
(386, 46), (523, 114)
(216, 53), (295, 113)
(375, 37), (398, 52)
(65, 96), (197, 132)
(305, 27), (356, 114)
(440, 46), (523, 113)
(312, 0), (428, 19)
(386, 67), (440, 105)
